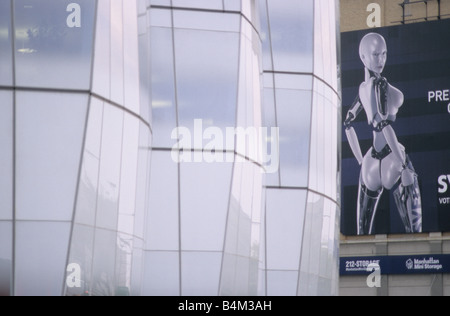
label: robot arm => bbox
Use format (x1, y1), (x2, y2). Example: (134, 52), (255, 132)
(344, 95), (364, 165)
(373, 77), (416, 188)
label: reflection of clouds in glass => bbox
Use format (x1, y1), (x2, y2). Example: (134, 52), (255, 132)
(0, 1), (12, 85)
(175, 29), (239, 130)
(276, 88), (312, 187)
(267, 0), (314, 72)
(14, 0), (96, 89)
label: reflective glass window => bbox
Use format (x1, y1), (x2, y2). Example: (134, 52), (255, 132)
(262, 88), (280, 186)
(299, 193), (325, 288)
(151, 27), (177, 148)
(142, 251), (180, 296)
(0, 222), (12, 296)
(276, 89), (312, 187)
(96, 105), (124, 230)
(134, 122), (152, 240)
(173, 10), (240, 33)
(314, 0), (338, 88)
(220, 254), (256, 296)
(147, 151), (179, 251)
(65, 224), (94, 296)
(115, 232), (133, 293)
(151, 0), (171, 5)
(182, 252), (222, 296)
(138, 11), (151, 124)
(91, 228), (117, 296)
(267, 0), (313, 72)
(174, 29), (239, 135)
(180, 162), (233, 251)
(123, 1), (140, 114)
(0, 0), (13, 86)
(172, 0), (223, 11)
(224, 0), (241, 11)
(110, 0), (125, 105)
(14, 0), (95, 89)
(130, 238), (144, 296)
(74, 97), (103, 226)
(16, 92), (88, 221)
(118, 114), (139, 236)
(259, 0), (273, 71)
(15, 222), (71, 296)
(266, 189), (306, 270)
(0, 92), (13, 220)
(267, 270), (298, 296)
(150, 8), (172, 28)
(92, 0), (111, 98)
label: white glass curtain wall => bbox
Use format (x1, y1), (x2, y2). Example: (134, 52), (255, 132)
(0, 0), (152, 296)
(0, 0), (340, 296)
(144, 0), (341, 296)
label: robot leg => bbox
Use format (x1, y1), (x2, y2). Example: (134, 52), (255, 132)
(357, 182), (383, 235)
(393, 156), (422, 233)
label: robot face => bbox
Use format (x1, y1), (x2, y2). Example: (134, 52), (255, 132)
(359, 33), (387, 75)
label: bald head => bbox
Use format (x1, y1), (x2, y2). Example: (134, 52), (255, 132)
(359, 33), (387, 75)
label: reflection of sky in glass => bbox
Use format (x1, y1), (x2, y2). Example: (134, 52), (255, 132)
(16, 91), (88, 221)
(14, 0), (95, 89)
(0, 92), (13, 221)
(0, 1), (12, 85)
(175, 29), (239, 133)
(267, 0), (314, 73)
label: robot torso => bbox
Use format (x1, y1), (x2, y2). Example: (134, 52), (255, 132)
(359, 77), (404, 128)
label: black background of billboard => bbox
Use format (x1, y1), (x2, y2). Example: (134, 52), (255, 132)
(341, 19), (450, 235)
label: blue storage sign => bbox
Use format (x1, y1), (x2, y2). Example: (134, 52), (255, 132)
(340, 255), (450, 276)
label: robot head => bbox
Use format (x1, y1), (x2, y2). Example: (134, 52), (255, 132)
(359, 33), (387, 75)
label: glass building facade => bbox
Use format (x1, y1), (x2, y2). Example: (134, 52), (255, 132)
(0, 0), (340, 296)
(259, 0), (341, 296)
(0, 0), (152, 296)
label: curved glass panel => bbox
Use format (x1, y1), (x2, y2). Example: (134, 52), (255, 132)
(16, 91), (88, 221)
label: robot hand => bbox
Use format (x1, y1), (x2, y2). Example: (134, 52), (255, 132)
(400, 168), (419, 201)
(401, 168), (415, 187)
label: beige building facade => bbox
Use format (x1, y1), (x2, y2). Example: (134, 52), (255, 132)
(340, 0), (450, 296)
(341, 0), (450, 32)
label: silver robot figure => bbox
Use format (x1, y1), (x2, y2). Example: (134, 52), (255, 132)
(344, 33), (423, 235)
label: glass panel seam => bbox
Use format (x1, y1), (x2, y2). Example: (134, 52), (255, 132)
(264, 71), (340, 98)
(218, 13), (242, 295)
(296, 189), (311, 296)
(61, 95), (92, 296)
(87, 101), (105, 296)
(88, 0), (100, 93)
(63, 93), (89, 295)
(169, 6), (182, 296)
(263, 186), (339, 208)
(10, 0), (16, 296)
(150, 5), (260, 36)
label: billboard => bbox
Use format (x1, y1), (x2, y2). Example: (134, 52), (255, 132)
(340, 254), (450, 276)
(341, 19), (450, 236)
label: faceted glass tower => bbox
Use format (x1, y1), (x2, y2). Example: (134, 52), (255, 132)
(143, 0), (341, 296)
(0, 0), (340, 296)
(0, 0), (152, 296)
(259, 0), (341, 296)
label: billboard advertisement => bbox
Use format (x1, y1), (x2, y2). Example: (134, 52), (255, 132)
(340, 254), (450, 276)
(341, 19), (450, 235)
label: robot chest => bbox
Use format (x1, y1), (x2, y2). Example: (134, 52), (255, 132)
(359, 82), (402, 124)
